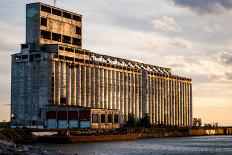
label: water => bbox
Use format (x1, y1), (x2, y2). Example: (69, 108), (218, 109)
(40, 135), (232, 155)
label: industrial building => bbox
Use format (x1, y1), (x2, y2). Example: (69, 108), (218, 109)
(11, 2), (192, 129)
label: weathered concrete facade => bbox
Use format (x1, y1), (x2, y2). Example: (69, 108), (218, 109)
(11, 2), (192, 128)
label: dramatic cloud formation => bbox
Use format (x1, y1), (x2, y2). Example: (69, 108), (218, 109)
(170, 0), (232, 14)
(151, 16), (182, 32)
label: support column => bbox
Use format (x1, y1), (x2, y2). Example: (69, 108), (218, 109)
(113, 70), (117, 109)
(120, 71), (124, 124)
(81, 65), (86, 107)
(104, 69), (108, 109)
(100, 68), (104, 108)
(155, 76), (158, 124)
(55, 61), (60, 105)
(124, 72), (128, 121)
(71, 66), (76, 106)
(91, 67), (95, 108)
(77, 65), (81, 106)
(66, 65), (71, 106)
(132, 73), (136, 116)
(61, 62), (66, 105)
(95, 68), (100, 108)
(108, 70), (112, 109)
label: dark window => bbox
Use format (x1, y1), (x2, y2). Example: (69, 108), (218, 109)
(65, 47), (74, 52)
(41, 30), (51, 39)
(73, 15), (81, 22)
(76, 27), (81, 35)
(63, 35), (71, 44)
(63, 11), (72, 19)
(101, 114), (105, 123)
(72, 38), (81, 46)
(114, 114), (119, 123)
(22, 55), (28, 59)
(15, 56), (21, 60)
(60, 98), (66, 104)
(52, 33), (61, 42)
(108, 114), (112, 123)
(21, 44), (28, 49)
(34, 54), (41, 58)
(41, 17), (47, 26)
(59, 46), (64, 50)
(41, 5), (51, 13)
(92, 114), (98, 123)
(52, 8), (61, 16)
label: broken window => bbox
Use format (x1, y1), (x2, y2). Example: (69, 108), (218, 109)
(114, 114), (119, 123)
(108, 114), (112, 123)
(41, 5), (51, 13)
(63, 11), (72, 19)
(34, 54), (41, 58)
(65, 47), (74, 52)
(22, 55), (28, 59)
(21, 44), (28, 49)
(62, 35), (71, 44)
(41, 17), (47, 26)
(52, 8), (61, 16)
(41, 30), (51, 40)
(72, 38), (81, 46)
(73, 15), (81, 22)
(60, 98), (66, 104)
(76, 27), (81, 35)
(59, 46), (64, 50)
(52, 32), (61, 42)
(92, 114), (99, 123)
(101, 114), (105, 123)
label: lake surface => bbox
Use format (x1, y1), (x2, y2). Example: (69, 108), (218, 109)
(41, 135), (232, 155)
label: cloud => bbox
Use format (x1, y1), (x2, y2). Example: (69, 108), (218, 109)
(172, 37), (192, 49)
(217, 50), (232, 66)
(170, 0), (232, 14)
(151, 16), (182, 32)
(208, 72), (232, 82)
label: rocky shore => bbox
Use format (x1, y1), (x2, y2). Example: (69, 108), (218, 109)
(0, 129), (63, 155)
(0, 139), (57, 155)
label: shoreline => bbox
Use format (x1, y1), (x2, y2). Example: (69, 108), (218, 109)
(0, 127), (232, 154)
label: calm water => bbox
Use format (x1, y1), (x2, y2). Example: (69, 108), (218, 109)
(41, 135), (232, 155)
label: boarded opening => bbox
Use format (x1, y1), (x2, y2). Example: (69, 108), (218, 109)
(52, 8), (62, 16)
(46, 111), (56, 119)
(52, 33), (61, 42)
(41, 30), (51, 40)
(79, 110), (90, 120)
(41, 5), (51, 13)
(63, 11), (72, 19)
(41, 17), (47, 26)
(68, 111), (78, 120)
(57, 111), (67, 120)
(92, 114), (98, 123)
(63, 35), (71, 44)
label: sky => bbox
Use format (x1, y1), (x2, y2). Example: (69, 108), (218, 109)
(0, 0), (232, 126)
